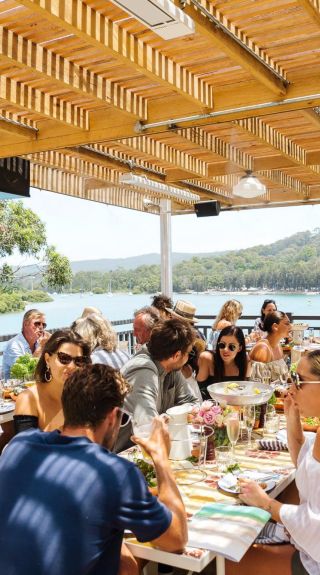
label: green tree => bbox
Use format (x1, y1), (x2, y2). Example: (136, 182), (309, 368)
(0, 200), (71, 291)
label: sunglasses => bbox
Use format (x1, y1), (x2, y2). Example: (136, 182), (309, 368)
(291, 372), (319, 390)
(118, 407), (132, 427)
(217, 342), (239, 352)
(56, 351), (90, 367)
(34, 321), (47, 329)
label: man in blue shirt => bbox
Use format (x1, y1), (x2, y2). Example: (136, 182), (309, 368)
(2, 308), (50, 379)
(0, 363), (187, 575)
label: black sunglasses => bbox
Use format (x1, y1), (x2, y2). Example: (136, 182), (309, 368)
(291, 372), (319, 390)
(56, 351), (90, 367)
(34, 321), (47, 329)
(217, 342), (239, 352)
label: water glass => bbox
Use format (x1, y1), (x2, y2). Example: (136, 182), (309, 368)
(309, 328), (314, 343)
(265, 412), (280, 434)
(215, 445), (231, 472)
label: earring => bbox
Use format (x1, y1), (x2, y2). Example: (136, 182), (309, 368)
(44, 365), (52, 382)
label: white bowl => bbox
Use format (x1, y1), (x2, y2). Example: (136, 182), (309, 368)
(166, 404), (193, 423)
(207, 381), (273, 406)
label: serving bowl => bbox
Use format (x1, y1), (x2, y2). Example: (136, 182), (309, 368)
(207, 381), (274, 406)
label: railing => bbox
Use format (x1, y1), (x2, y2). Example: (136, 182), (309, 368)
(1, 314), (320, 357)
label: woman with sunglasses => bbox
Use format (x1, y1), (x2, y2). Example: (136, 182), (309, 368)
(238, 349), (320, 575)
(14, 329), (91, 434)
(197, 326), (251, 400)
(250, 311), (291, 381)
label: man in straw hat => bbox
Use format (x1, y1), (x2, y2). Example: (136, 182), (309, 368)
(115, 318), (198, 452)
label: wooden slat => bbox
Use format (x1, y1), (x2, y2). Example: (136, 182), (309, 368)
(296, 0), (320, 27)
(17, 0), (214, 110)
(174, 0), (287, 96)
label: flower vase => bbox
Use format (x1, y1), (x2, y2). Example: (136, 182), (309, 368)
(205, 426), (216, 461)
(205, 425), (230, 461)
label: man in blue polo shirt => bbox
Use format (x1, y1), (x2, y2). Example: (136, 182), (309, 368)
(0, 364), (187, 575)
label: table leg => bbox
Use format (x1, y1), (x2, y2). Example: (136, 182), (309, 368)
(216, 555), (225, 575)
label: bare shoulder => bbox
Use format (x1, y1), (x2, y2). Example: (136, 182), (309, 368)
(216, 319), (231, 330)
(199, 351), (213, 363)
(249, 342), (272, 363)
(14, 385), (39, 416)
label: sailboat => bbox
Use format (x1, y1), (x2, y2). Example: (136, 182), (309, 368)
(107, 279), (113, 297)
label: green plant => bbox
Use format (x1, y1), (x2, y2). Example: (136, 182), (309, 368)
(10, 353), (38, 380)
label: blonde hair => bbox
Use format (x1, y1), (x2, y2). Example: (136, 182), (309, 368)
(306, 349), (320, 379)
(212, 300), (243, 330)
(23, 309), (44, 327)
(72, 313), (117, 353)
(81, 306), (102, 318)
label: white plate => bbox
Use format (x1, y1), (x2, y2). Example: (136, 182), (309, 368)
(218, 477), (276, 494)
(0, 401), (15, 414)
(207, 381), (273, 406)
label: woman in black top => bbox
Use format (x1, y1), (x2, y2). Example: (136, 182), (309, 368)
(197, 325), (251, 400)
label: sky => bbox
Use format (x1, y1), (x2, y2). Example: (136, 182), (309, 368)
(5, 186), (320, 264)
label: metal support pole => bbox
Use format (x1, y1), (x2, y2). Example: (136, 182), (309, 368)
(160, 199), (172, 298)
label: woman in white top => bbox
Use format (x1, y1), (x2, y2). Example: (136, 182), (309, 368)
(239, 349), (320, 575)
(249, 311), (291, 381)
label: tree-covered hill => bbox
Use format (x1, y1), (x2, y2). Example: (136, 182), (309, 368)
(70, 229), (320, 294)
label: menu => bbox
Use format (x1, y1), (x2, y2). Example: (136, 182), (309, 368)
(187, 502), (270, 562)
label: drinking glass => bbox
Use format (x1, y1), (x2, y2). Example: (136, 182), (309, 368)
(226, 412), (240, 457)
(261, 367), (272, 386)
(215, 445), (231, 472)
(132, 421), (153, 460)
(243, 405), (255, 448)
(0, 380), (6, 408)
(309, 328), (314, 343)
(265, 412), (280, 434)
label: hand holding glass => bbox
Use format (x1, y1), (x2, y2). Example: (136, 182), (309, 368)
(243, 405), (255, 448)
(132, 421), (153, 460)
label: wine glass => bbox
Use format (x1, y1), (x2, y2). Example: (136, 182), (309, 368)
(243, 405), (255, 448)
(261, 367), (271, 386)
(226, 412), (240, 458)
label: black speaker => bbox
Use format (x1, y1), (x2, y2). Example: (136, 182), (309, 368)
(0, 157), (30, 200)
(194, 200), (220, 217)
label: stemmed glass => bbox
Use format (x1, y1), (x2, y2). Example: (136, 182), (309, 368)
(226, 412), (240, 458)
(243, 405), (255, 448)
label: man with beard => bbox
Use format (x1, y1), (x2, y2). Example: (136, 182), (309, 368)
(115, 318), (198, 452)
(0, 364), (187, 575)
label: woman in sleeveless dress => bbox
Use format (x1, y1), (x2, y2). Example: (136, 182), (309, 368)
(197, 325), (251, 400)
(250, 311), (291, 381)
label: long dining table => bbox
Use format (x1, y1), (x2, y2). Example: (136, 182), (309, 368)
(123, 425), (295, 575)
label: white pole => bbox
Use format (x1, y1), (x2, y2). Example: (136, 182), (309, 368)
(160, 199), (172, 297)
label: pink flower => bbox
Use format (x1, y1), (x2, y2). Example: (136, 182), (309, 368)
(203, 411), (216, 425)
(201, 400), (213, 412)
(215, 414), (224, 427)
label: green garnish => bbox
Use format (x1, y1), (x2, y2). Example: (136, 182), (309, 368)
(186, 455), (199, 464)
(225, 463), (241, 474)
(134, 458), (156, 486)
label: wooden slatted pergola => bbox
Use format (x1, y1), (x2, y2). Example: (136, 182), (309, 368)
(0, 0), (320, 220)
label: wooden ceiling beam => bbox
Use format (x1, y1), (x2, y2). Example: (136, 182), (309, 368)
(31, 163), (87, 197)
(0, 76), (89, 130)
(296, 0), (320, 27)
(115, 136), (208, 178)
(306, 150), (320, 164)
(253, 156), (296, 171)
(173, 0), (287, 96)
(18, 0), (213, 110)
(0, 117), (36, 140)
(0, 26), (146, 121)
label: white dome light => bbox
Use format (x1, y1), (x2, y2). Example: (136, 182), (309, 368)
(233, 171), (267, 199)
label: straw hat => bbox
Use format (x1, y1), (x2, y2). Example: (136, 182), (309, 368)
(165, 300), (199, 323)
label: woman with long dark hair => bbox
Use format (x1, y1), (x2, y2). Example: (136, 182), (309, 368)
(14, 329), (91, 433)
(252, 299), (277, 340)
(250, 311), (291, 381)
(197, 325), (251, 400)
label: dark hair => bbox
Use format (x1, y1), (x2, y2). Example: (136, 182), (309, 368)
(62, 364), (130, 429)
(151, 294), (173, 314)
(147, 318), (196, 361)
(262, 311), (287, 334)
(35, 329), (91, 383)
(259, 299), (277, 324)
(214, 326), (248, 381)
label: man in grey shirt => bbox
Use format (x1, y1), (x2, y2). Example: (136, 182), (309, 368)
(115, 318), (198, 452)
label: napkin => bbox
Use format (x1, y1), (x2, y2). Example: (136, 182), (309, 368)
(257, 438), (288, 451)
